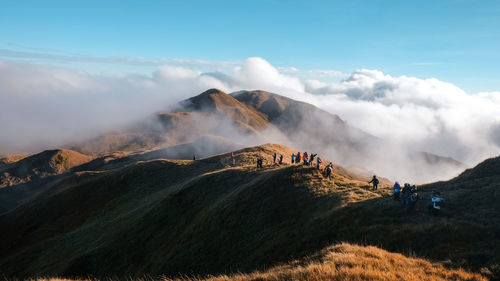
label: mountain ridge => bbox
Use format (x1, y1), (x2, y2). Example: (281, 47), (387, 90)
(0, 143), (497, 279)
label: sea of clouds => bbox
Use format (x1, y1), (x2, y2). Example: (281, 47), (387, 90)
(1, 57), (499, 170)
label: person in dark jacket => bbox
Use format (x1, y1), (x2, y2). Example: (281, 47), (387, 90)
(368, 175), (379, 190)
(393, 181), (401, 200)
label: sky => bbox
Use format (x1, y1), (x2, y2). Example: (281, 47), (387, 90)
(1, 0), (499, 92)
(1, 0), (500, 173)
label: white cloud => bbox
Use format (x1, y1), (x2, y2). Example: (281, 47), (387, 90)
(1, 57), (499, 173)
(277, 66), (299, 73)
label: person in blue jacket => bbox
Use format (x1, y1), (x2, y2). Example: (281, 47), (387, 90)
(393, 181), (401, 200)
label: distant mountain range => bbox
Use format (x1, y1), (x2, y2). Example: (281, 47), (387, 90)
(70, 89), (466, 183)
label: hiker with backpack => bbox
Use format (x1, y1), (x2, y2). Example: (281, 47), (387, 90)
(309, 153), (317, 166)
(316, 156), (322, 169)
(325, 163), (333, 180)
(303, 152), (309, 165)
(296, 152), (301, 165)
(429, 190), (443, 215)
(368, 175), (379, 190)
(405, 185), (419, 213)
(291, 153), (295, 164)
(393, 181), (401, 200)
(402, 183), (410, 205)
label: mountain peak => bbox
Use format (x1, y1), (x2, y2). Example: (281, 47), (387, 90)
(181, 88), (233, 111)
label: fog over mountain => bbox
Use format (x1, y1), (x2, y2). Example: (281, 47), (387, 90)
(1, 57), (499, 174)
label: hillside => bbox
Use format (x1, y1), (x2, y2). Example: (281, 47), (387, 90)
(181, 88), (270, 131)
(28, 244), (486, 281)
(0, 149), (92, 188)
(64, 88), (466, 183)
(421, 155), (500, 234)
(232, 90), (376, 162)
(0, 144), (497, 279)
(0, 149), (93, 213)
(192, 243), (485, 281)
(231, 90), (468, 183)
(0, 153), (32, 165)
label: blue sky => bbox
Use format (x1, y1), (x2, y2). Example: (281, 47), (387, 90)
(1, 0), (499, 93)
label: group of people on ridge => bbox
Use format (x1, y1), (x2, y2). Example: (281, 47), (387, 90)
(291, 152), (322, 168)
(273, 153), (284, 165)
(258, 151), (445, 216)
(392, 181), (443, 214)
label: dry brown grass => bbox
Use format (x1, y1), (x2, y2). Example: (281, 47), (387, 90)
(25, 244), (485, 281)
(176, 243), (486, 281)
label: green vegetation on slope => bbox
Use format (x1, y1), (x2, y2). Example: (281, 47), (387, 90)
(0, 144), (497, 279)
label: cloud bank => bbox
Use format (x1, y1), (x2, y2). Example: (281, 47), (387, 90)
(1, 57), (499, 173)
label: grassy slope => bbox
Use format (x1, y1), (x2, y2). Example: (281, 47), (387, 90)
(28, 244), (486, 281)
(193, 243), (485, 281)
(0, 145), (497, 279)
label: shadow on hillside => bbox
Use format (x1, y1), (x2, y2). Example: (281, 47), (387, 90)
(0, 163), (498, 279)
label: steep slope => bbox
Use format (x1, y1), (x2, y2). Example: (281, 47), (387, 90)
(0, 144), (384, 278)
(232, 90), (467, 183)
(0, 144), (497, 279)
(232, 90), (376, 158)
(71, 89), (279, 155)
(455, 155), (500, 180)
(181, 89), (270, 131)
(421, 155), (500, 231)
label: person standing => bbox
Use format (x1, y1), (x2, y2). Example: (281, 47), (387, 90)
(325, 163), (333, 180)
(393, 181), (401, 200)
(296, 152), (301, 164)
(316, 156), (322, 169)
(430, 190), (443, 215)
(279, 154), (283, 164)
(369, 175), (379, 190)
(291, 153), (295, 164)
(273, 152), (277, 164)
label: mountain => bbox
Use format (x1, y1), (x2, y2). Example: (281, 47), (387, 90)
(231, 90), (376, 162)
(181, 88), (270, 131)
(71, 88), (371, 156)
(0, 149), (93, 213)
(231, 90), (468, 183)
(0, 149), (92, 188)
(66, 88), (465, 183)
(0, 144), (496, 279)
